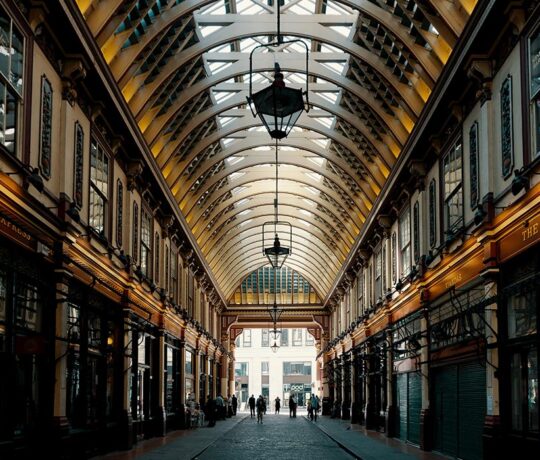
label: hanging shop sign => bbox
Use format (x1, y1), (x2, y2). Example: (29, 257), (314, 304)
(499, 212), (540, 263)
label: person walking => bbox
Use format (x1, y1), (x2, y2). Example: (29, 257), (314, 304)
(256, 395), (266, 424)
(307, 398), (313, 421)
(311, 395), (319, 421)
(249, 394), (256, 418)
(231, 394), (238, 415)
(274, 396), (281, 414)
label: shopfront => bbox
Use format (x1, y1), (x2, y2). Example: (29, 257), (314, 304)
(0, 230), (54, 456)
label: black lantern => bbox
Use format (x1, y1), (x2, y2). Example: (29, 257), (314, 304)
(263, 224), (291, 269)
(249, 63), (304, 140)
(247, 1), (309, 139)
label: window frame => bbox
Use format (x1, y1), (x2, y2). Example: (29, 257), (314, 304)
(89, 136), (111, 238)
(0, 4), (25, 157)
(140, 207), (152, 278)
(441, 138), (464, 236)
(399, 206), (411, 279)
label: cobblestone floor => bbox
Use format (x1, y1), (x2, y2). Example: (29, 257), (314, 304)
(195, 413), (355, 460)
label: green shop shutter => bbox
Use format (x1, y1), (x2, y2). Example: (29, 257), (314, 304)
(433, 362), (486, 460)
(434, 366), (458, 457)
(408, 372), (422, 445)
(396, 374), (407, 441)
(458, 361), (486, 460)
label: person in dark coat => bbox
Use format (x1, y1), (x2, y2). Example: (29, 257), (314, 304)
(275, 396), (281, 414)
(231, 394), (238, 415)
(206, 395), (216, 427)
(249, 394), (256, 418)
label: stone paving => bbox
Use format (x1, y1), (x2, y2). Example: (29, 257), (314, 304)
(93, 411), (448, 460)
(196, 413), (355, 460)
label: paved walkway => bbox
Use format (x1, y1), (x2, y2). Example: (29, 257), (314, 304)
(92, 412), (448, 460)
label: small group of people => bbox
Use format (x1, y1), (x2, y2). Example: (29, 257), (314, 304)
(248, 394), (267, 423)
(307, 394), (320, 421)
(289, 394), (297, 418)
(189, 393), (238, 428)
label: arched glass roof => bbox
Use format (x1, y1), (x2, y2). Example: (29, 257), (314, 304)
(77, 0), (477, 305)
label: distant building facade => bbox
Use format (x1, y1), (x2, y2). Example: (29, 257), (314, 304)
(234, 328), (318, 410)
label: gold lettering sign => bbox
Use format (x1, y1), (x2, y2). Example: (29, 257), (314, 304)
(444, 272), (463, 289)
(500, 213), (540, 263)
(0, 214), (36, 250)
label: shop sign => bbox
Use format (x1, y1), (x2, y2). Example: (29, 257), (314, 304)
(431, 256), (483, 299)
(499, 213), (540, 263)
(0, 213), (36, 251)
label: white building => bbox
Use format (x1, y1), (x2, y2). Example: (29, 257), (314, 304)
(234, 328), (318, 411)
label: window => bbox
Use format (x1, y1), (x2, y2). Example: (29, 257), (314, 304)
(154, 232), (160, 283)
(305, 331), (314, 346)
(74, 122), (84, 208)
(510, 349), (539, 432)
(235, 362), (248, 377)
(443, 140), (463, 234)
(185, 350), (193, 374)
(261, 329), (269, 347)
(292, 328), (302, 346)
(39, 76), (52, 178)
(243, 329), (251, 347)
(357, 269), (364, 313)
(283, 362), (311, 376)
(413, 201), (420, 263)
(280, 329), (289, 346)
(89, 139), (109, 236)
(116, 180), (123, 247)
(140, 209), (152, 277)
(530, 28), (540, 157)
(469, 122), (480, 208)
(0, 6), (23, 154)
(501, 76), (514, 176)
(399, 207), (411, 278)
(132, 202), (139, 263)
(375, 249), (383, 301)
(170, 250), (178, 303)
(429, 180), (436, 249)
(261, 361), (269, 375)
(164, 246), (169, 293)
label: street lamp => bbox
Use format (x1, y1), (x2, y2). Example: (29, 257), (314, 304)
(247, 1), (309, 139)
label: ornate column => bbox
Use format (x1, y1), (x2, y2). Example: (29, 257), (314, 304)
(481, 247), (501, 458)
(228, 355), (235, 401)
(350, 350), (359, 423)
(341, 353), (351, 419)
(221, 354), (229, 400)
(385, 329), (396, 436)
(364, 342), (376, 429)
(194, 348), (201, 404)
(120, 310), (134, 449)
(52, 268), (72, 443)
(154, 331), (166, 436)
(419, 292), (433, 451)
(178, 340), (186, 428)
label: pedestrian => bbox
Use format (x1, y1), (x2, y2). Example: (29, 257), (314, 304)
(311, 395), (319, 421)
(216, 394), (225, 420)
(307, 398), (313, 420)
(292, 395), (297, 418)
(274, 396), (281, 414)
(256, 395), (266, 424)
(206, 395), (216, 427)
(232, 394), (238, 415)
(249, 394), (256, 418)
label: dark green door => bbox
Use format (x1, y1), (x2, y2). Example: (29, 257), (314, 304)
(458, 362), (486, 460)
(433, 362), (485, 460)
(396, 372), (421, 444)
(408, 372), (421, 445)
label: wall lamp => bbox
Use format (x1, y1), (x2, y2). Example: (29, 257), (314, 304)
(3, 167), (44, 193)
(511, 168), (529, 196)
